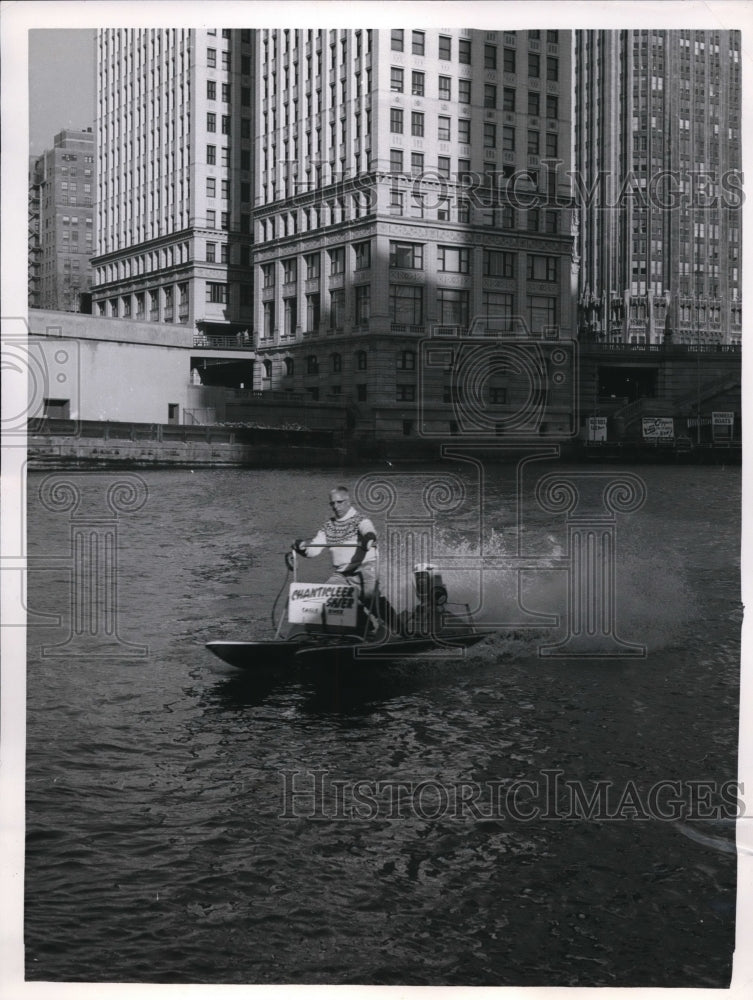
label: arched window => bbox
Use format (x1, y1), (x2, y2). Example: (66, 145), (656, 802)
(356, 350), (368, 371)
(284, 357), (294, 377)
(263, 359), (272, 379)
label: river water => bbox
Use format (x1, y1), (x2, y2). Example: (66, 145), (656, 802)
(24, 459), (740, 986)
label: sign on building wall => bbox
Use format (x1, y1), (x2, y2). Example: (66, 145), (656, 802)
(712, 412), (734, 439)
(587, 416), (608, 442)
(642, 417), (674, 440)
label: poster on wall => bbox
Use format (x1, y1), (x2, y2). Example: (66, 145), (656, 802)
(642, 416), (675, 440)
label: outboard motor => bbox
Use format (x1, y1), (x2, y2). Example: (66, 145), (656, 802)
(413, 563), (448, 623)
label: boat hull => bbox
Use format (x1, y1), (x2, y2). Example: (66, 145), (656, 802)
(205, 630), (492, 671)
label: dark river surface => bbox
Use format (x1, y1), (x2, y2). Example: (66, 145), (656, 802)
(24, 459), (740, 986)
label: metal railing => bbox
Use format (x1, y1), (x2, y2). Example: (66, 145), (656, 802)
(193, 334), (254, 351)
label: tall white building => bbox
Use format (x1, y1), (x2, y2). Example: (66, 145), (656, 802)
(252, 28), (578, 436)
(92, 28), (255, 339)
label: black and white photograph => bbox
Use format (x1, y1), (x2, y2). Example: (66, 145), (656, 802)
(1, 1), (751, 996)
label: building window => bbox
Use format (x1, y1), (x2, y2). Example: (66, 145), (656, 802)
(390, 67), (404, 92)
(390, 148), (404, 173)
(546, 95), (559, 118)
(411, 111), (425, 137)
(527, 208), (540, 232)
(207, 144), (216, 164)
(306, 293), (320, 331)
(489, 388), (507, 405)
(330, 289), (345, 329)
(390, 188), (405, 215)
(438, 246), (470, 273)
(484, 44), (497, 69)
(482, 291), (515, 330)
(306, 355), (319, 375)
(544, 210), (558, 234)
(207, 112), (217, 132)
(284, 298), (297, 335)
(503, 125), (515, 152)
(411, 151), (425, 175)
(397, 349), (415, 370)
(222, 83), (231, 102)
(484, 250), (514, 278)
(412, 30), (425, 55)
(484, 122), (497, 148)
(546, 133), (558, 157)
(439, 75), (451, 101)
(529, 53), (540, 78)
(206, 177), (216, 198)
(458, 39), (471, 64)
(412, 70), (425, 96)
(486, 84), (498, 108)
(438, 116), (451, 141)
(283, 258), (297, 284)
(206, 241), (216, 262)
(207, 48), (216, 67)
(221, 212), (229, 230)
(458, 78), (471, 104)
(391, 29), (404, 51)
(547, 30), (559, 43)
(458, 118), (471, 144)
(206, 282), (227, 304)
(527, 255), (558, 282)
(390, 241), (423, 269)
(222, 50), (230, 70)
(528, 295), (557, 333)
(439, 35), (451, 60)
(458, 198), (470, 223)
(390, 107), (404, 133)
(206, 209), (216, 227)
(329, 247), (345, 275)
(355, 284), (370, 324)
(221, 115), (230, 135)
(396, 385), (416, 402)
(390, 285), (423, 325)
(356, 350), (368, 371)
(207, 80), (216, 100)
(305, 253), (320, 280)
(438, 289), (469, 327)
(261, 263), (275, 288)
(528, 130), (540, 155)
(504, 48), (516, 73)
(284, 357), (294, 378)
(528, 91), (540, 116)
(356, 384), (367, 402)
(354, 241), (371, 269)
(331, 352), (342, 373)
(547, 56), (559, 82)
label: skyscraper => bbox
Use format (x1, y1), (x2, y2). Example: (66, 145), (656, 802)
(29, 128), (95, 312)
(251, 28), (577, 435)
(574, 29), (742, 345)
(91, 28), (580, 436)
(92, 28), (255, 335)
